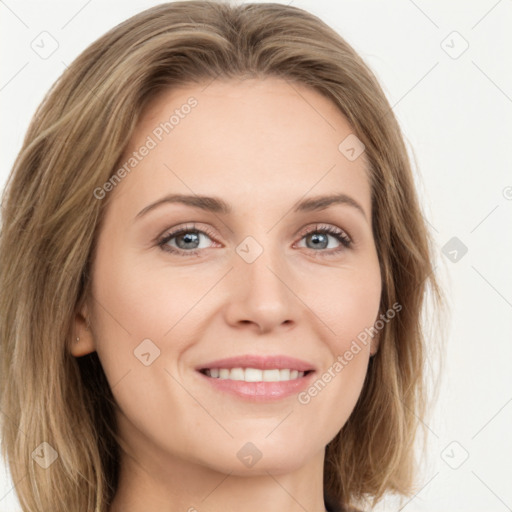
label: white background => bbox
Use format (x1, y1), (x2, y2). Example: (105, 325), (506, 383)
(1, 1), (511, 511)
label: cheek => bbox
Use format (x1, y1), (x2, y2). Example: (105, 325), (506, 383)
(91, 238), (203, 339)
(306, 263), (382, 351)
(88, 243), (215, 400)
(298, 263), (381, 417)
(88, 246), (204, 436)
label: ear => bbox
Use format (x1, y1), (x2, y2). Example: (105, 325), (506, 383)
(370, 329), (380, 357)
(70, 300), (96, 357)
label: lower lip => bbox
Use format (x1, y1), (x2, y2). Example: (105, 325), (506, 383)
(196, 370), (316, 402)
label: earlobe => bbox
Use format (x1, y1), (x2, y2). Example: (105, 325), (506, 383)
(370, 331), (380, 357)
(70, 302), (96, 357)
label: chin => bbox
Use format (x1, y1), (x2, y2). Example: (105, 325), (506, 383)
(199, 438), (318, 476)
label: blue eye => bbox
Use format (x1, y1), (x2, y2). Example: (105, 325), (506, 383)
(157, 223), (217, 257)
(157, 223), (352, 257)
(296, 224), (352, 254)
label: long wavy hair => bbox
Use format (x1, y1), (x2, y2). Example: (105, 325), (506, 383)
(0, 1), (446, 511)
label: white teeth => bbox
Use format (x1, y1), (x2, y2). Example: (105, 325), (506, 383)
(204, 367), (307, 382)
(263, 369), (280, 382)
(219, 368), (230, 379)
(279, 369), (290, 380)
(245, 368), (262, 382)
(230, 368), (245, 380)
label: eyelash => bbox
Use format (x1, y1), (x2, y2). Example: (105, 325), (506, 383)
(157, 223), (353, 258)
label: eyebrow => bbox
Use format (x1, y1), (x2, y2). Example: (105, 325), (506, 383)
(135, 193), (367, 221)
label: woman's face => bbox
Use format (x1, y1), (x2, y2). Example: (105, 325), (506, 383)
(74, 77), (381, 478)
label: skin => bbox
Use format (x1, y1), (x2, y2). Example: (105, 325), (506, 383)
(72, 77), (382, 512)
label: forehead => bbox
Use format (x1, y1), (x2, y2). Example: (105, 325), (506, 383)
(111, 77), (372, 220)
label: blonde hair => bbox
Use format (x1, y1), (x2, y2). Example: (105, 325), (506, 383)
(0, 1), (446, 511)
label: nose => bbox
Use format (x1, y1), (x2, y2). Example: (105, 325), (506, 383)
(223, 240), (299, 334)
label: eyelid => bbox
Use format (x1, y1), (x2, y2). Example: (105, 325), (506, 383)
(157, 222), (220, 247)
(157, 221), (353, 256)
(295, 222), (352, 243)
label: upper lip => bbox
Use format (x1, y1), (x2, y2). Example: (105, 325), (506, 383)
(196, 355), (316, 372)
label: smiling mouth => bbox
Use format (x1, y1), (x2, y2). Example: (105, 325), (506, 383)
(199, 368), (314, 382)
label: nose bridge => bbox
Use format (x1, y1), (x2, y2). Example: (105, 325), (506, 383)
(238, 230), (290, 298)
(225, 229), (298, 331)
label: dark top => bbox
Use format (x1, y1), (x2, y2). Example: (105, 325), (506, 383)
(324, 492), (348, 512)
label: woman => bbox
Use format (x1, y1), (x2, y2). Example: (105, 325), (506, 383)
(0, 2), (444, 511)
